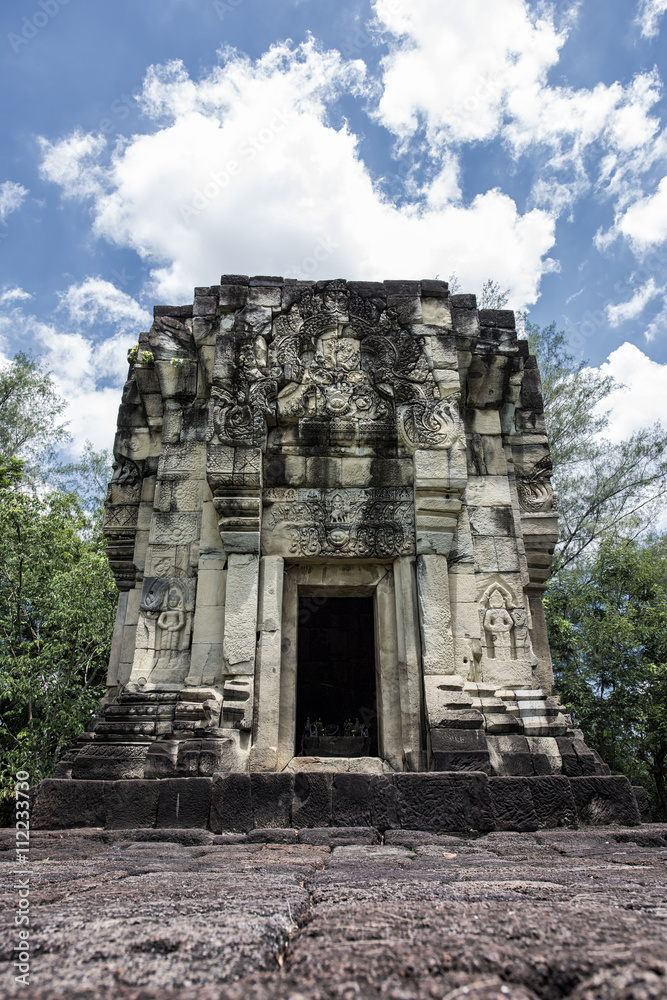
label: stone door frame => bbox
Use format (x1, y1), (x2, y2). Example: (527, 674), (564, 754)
(251, 558), (424, 772)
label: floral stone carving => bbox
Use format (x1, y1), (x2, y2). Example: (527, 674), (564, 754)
(263, 487), (415, 557)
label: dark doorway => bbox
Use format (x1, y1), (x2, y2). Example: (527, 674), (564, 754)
(296, 596), (378, 758)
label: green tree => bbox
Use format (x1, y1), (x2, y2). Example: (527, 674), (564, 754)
(546, 535), (667, 819)
(0, 353), (70, 478)
(526, 320), (667, 570)
(0, 473), (117, 819)
(479, 279), (509, 309)
(52, 439), (112, 533)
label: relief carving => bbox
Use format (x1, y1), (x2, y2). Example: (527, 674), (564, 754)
(397, 398), (464, 452)
(483, 589), (515, 658)
(103, 456), (144, 590)
(263, 487), (415, 557)
(208, 336), (279, 450)
(516, 455), (556, 513)
(270, 283), (437, 436)
(478, 581), (537, 665)
(132, 579), (194, 687)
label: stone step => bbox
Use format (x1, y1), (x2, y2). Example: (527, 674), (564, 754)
(484, 714), (521, 735)
(30, 772), (643, 833)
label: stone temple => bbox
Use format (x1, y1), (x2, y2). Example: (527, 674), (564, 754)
(37, 276), (648, 833)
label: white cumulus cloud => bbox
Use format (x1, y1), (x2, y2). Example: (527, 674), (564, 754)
(0, 181), (28, 222)
(605, 278), (663, 326)
(374, 0), (663, 218)
(58, 277), (152, 333)
(615, 175), (667, 252)
(37, 40), (557, 309)
(0, 300), (132, 457)
(644, 299), (667, 343)
(599, 342), (667, 441)
(39, 131), (107, 200)
(636, 0), (667, 37)
(0, 287), (32, 305)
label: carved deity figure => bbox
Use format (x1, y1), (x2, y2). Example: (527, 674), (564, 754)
(511, 607), (538, 665)
(157, 588), (186, 652)
(484, 589), (514, 658)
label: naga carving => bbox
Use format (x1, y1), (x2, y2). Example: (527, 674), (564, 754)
(516, 455), (556, 513)
(397, 397), (464, 451)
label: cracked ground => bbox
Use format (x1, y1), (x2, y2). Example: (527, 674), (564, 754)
(1, 827), (667, 999)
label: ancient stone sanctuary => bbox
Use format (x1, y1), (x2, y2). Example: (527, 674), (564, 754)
(32, 276), (649, 834)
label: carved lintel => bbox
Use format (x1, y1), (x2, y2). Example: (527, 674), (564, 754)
(262, 486), (415, 558)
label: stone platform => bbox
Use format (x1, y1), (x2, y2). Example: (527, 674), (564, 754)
(31, 770), (647, 834)
(2, 825), (667, 999)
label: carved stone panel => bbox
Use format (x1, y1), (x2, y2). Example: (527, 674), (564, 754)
(103, 457), (144, 590)
(515, 455), (557, 513)
(262, 486), (415, 557)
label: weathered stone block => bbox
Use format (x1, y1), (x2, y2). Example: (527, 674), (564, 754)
(370, 773), (401, 831)
(421, 297), (452, 327)
(104, 780), (160, 829)
(431, 728), (492, 773)
(156, 777), (212, 828)
(223, 553), (259, 670)
(144, 741), (179, 778)
(489, 777), (539, 831)
(32, 779), (106, 830)
(210, 771), (253, 833)
(250, 772), (294, 829)
(72, 744), (149, 781)
(527, 775), (577, 828)
(486, 735), (534, 776)
(570, 775), (641, 827)
(292, 772), (333, 828)
(633, 786), (652, 823)
(332, 773), (373, 826)
(297, 827), (380, 846)
(247, 827), (297, 843)
(393, 772), (495, 832)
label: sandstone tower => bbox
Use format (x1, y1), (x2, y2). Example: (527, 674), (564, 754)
(59, 276), (611, 785)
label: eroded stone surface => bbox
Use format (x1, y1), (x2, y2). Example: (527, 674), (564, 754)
(1, 827), (666, 999)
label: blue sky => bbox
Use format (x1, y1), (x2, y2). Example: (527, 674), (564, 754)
(1, 0), (667, 456)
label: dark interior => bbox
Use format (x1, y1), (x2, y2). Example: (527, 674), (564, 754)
(295, 595), (378, 757)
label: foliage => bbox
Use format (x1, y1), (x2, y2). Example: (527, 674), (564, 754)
(479, 279), (510, 309)
(51, 440), (112, 530)
(546, 536), (667, 819)
(128, 345), (154, 366)
(0, 353), (70, 479)
(0, 475), (117, 821)
(526, 320), (667, 570)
